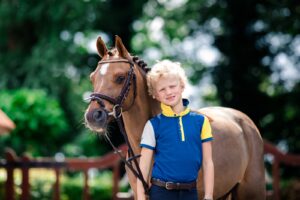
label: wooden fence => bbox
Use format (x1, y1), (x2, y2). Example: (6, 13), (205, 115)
(264, 140), (300, 200)
(0, 144), (131, 200)
(1, 141), (300, 200)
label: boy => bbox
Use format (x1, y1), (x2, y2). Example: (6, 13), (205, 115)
(137, 60), (214, 200)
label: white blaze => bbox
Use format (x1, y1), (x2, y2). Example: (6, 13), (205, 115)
(100, 63), (109, 75)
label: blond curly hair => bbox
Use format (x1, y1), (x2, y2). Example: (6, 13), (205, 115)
(147, 60), (187, 96)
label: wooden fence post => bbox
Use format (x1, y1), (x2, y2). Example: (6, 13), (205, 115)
(83, 170), (89, 200)
(272, 157), (280, 200)
(53, 168), (61, 200)
(20, 155), (30, 200)
(112, 162), (120, 200)
(5, 148), (17, 200)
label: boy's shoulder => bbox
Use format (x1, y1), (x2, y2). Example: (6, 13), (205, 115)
(149, 113), (163, 122)
(189, 110), (206, 118)
(148, 114), (163, 130)
(187, 110), (208, 124)
(190, 110), (214, 123)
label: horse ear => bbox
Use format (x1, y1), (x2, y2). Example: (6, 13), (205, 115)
(96, 36), (108, 58)
(115, 35), (130, 59)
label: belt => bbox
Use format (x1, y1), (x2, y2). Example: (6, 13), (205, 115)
(151, 178), (197, 190)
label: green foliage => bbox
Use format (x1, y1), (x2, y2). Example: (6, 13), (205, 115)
(0, 89), (69, 156)
(62, 130), (110, 157)
(0, 0), (148, 158)
(61, 171), (113, 200)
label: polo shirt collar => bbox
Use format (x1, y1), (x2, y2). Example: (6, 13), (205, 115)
(161, 99), (190, 117)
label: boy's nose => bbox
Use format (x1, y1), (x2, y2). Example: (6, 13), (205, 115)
(165, 88), (172, 95)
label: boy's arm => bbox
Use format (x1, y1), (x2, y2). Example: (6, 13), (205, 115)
(137, 147), (154, 200)
(202, 141), (214, 199)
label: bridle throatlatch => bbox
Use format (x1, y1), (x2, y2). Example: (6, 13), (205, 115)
(86, 58), (150, 194)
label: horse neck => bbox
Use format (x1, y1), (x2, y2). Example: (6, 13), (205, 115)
(122, 67), (160, 153)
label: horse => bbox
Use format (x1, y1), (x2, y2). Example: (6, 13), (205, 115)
(84, 35), (266, 200)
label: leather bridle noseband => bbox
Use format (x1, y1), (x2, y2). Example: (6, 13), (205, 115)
(86, 58), (149, 194)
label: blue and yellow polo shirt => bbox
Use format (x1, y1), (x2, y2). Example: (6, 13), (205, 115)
(140, 99), (213, 183)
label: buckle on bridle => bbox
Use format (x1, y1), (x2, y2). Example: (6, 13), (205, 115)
(108, 104), (122, 118)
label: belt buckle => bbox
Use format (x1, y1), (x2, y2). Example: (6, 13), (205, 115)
(165, 181), (173, 190)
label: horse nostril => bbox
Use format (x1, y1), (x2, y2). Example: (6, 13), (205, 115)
(92, 109), (107, 123)
(85, 108), (108, 128)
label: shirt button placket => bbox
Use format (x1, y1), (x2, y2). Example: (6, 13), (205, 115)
(178, 117), (181, 141)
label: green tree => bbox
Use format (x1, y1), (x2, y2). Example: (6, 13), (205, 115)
(0, 0), (147, 156)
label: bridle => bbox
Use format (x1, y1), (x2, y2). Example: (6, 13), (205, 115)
(88, 59), (137, 118)
(86, 58), (149, 194)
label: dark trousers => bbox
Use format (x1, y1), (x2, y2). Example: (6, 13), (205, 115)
(149, 185), (198, 200)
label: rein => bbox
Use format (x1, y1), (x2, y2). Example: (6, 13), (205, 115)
(86, 58), (150, 194)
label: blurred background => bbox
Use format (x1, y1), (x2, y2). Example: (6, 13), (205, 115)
(0, 0), (299, 199)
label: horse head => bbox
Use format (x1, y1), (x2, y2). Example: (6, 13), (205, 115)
(84, 35), (148, 133)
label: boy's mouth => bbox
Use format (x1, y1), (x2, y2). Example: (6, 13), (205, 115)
(166, 95), (175, 101)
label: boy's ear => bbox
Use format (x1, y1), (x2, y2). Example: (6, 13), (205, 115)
(180, 82), (185, 89)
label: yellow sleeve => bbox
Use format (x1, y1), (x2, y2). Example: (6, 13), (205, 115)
(201, 116), (213, 141)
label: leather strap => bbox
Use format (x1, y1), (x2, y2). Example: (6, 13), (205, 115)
(151, 178), (197, 190)
(89, 58), (149, 194)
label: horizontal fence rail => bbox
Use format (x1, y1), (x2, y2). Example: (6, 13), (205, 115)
(0, 144), (131, 200)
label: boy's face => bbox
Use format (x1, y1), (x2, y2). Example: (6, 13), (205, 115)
(153, 76), (184, 107)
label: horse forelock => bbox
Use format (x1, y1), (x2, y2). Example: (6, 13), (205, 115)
(105, 48), (119, 59)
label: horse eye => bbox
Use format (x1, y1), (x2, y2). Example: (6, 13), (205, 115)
(115, 76), (125, 84)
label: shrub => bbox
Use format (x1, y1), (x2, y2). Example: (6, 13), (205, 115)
(0, 89), (69, 156)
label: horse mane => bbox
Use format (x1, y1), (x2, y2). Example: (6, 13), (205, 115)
(131, 55), (150, 73)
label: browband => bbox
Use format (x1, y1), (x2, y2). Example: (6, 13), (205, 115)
(98, 59), (132, 64)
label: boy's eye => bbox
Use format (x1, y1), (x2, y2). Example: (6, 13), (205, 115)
(115, 76), (125, 84)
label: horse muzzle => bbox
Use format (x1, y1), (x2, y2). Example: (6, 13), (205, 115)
(85, 108), (109, 132)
